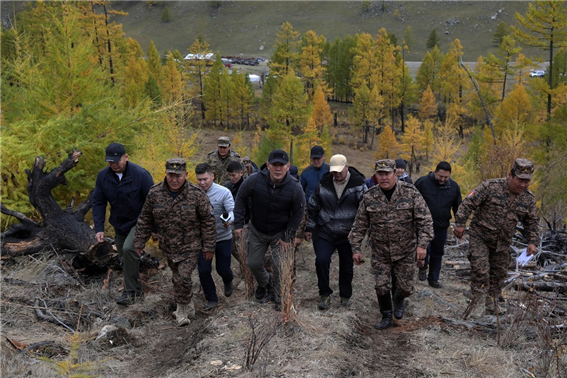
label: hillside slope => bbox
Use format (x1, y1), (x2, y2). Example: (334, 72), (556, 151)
(110, 1), (538, 61)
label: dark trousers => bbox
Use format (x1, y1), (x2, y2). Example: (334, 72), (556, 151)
(198, 239), (234, 302)
(424, 228), (448, 282)
(314, 236), (353, 299)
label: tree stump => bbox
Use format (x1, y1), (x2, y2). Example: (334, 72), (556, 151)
(1, 150), (112, 264)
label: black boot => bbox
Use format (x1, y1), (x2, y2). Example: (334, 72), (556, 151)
(393, 292), (405, 320)
(375, 293), (393, 330)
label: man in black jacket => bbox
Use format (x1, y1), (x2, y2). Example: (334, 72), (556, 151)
(305, 154), (366, 310)
(233, 150), (305, 311)
(414, 161), (462, 288)
(92, 143), (154, 305)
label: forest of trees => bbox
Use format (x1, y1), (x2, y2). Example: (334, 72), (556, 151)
(1, 0), (567, 227)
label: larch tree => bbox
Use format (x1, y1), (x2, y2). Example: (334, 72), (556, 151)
(231, 71), (255, 129)
(296, 117), (322, 169)
(415, 45), (444, 96)
(1, 1), (161, 217)
(492, 21), (511, 46)
(514, 0), (567, 117)
(351, 32), (378, 90)
(161, 51), (184, 106)
(418, 85), (437, 121)
(299, 30), (327, 99)
(267, 72), (310, 153)
(203, 53), (224, 126)
(398, 115), (425, 162)
(146, 40), (163, 87)
(422, 120), (435, 160)
(492, 35), (522, 101)
(439, 39), (466, 106)
(350, 84), (383, 143)
(431, 116), (461, 164)
(426, 28), (440, 49)
(269, 22), (301, 77)
(326, 36), (356, 102)
(375, 125), (399, 159)
(465, 55), (502, 123)
(374, 28), (401, 123)
(186, 36), (212, 120)
(311, 85), (334, 132)
(219, 68), (233, 128)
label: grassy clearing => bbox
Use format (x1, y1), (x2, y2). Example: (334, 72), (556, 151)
(112, 1), (541, 62)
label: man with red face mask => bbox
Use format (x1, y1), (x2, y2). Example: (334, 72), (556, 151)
(454, 158), (539, 315)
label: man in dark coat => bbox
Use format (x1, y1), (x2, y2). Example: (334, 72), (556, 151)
(233, 150), (305, 311)
(305, 154), (366, 310)
(414, 161), (462, 288)
(92, 143), (154, 306)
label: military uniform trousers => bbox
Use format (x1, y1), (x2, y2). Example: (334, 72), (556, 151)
(372, 249), (415, 298)
(167, 252), (200, 305)
(468, 227), (510, 296)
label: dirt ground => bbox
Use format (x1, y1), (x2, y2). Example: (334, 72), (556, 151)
(1, 131), (563, 378)
(1, 233), (554, 378)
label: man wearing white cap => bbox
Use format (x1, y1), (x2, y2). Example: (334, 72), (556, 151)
(306, 154), (366, 310)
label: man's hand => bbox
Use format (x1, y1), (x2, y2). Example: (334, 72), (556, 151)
(234, 229), (243, 239)
(151, 232), (159, 241)
(277, 239), (292, 252)
(416, 247), (427, 265)
(454, 226), (466, 239)
(204, 252), (214, 261)
(527, 243), (537, 256)
(294, 237), (303, 247)
(96, 232), (105, 243)
(223, 221), (232, 229)
(304, 232), (312, 242)
(353, 253), (365, 266)
(135, 248), (143, 257)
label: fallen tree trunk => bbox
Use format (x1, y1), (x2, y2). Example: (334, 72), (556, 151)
(1, 150), (112, 264)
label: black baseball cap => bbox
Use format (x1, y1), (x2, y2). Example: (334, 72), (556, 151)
(105, 143), (126, 162)
(268, 149), (289, 164)
(310, 145), (325, 159)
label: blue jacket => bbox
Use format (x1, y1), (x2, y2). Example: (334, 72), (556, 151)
(300, 162), (330, 202)
(92, 162), (154, 235)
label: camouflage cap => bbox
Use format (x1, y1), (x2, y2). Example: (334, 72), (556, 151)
(218, 136), (230, 147)
(165, 158), (187, 174)
(512, 158), (534, 180)
(375, 159), (396, 172)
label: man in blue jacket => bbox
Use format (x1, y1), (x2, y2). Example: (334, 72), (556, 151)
(299, 146), (329, 203)
(305, 154), (366, 310)
(92, 143), (154, 305)
(414, 161), (462, 288)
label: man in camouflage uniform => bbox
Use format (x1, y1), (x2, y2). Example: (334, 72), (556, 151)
(133, 158), (216, 326)
(454, 158), (539, 315)
(207, 136), (245, 185)
(350, 159), (433, 330)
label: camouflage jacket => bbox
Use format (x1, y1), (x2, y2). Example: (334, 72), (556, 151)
(133, 179), (216, 263)
(207, 149), (246, 185)
(349, 181), (434, 261)
(454, 178), (539, 244)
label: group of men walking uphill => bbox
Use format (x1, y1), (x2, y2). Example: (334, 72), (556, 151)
(93, 137), (539, 328)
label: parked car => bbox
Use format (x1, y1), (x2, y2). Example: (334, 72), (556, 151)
(530, 70), (546, 78)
